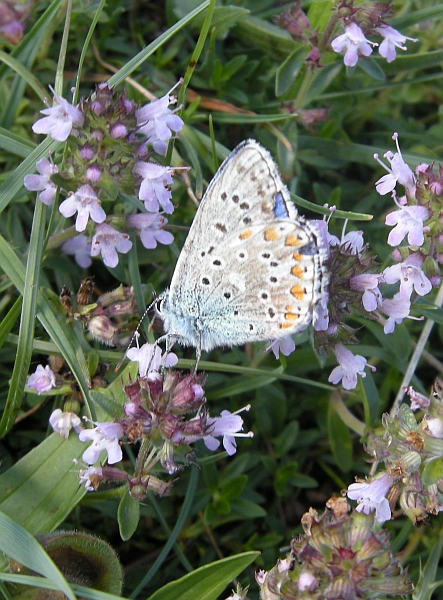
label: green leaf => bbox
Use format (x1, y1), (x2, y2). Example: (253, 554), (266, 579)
(118, 488), (140, 542)
(357, 56), (386, 81)
(415, 305), (443, 326)
(0, 200), (46, 437)
(106, 1), (211, 89)
(412, 532), (443, 600)
(422, 458), (443, 487)
(192, 6), (250, 39)
(382, 49), (443, 76)
(361, 370), (379, 426)
(210, 113), (297, 124)
(231, 498), (266, 518)
(0, 511), (76, 600)
(232, 15), (296, 57)
(0, 126), (35, 157)
(0, 297), (22, 350)
(0, 236), (93, 423)
(275, 462), (298, 496)
(328, 404), (353, 473)
(147, 551), (260, 600)
(307, 0), (335, 31)
(208, 372), (280, 399)
(220, 476), (247, 503)
(275, 46), (310, 97)
(0, 433), (86, 535)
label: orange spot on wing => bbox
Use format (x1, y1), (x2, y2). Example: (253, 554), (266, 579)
(280, 323), (293, 329)
(285, 305), (293, 312)
(291, 265), (303, 278)
(290, 284), (304, 301)
(264, 227), (278, 241)
(293, 252), (302, 261)
(285, 313), (299, 321)
(286, 234), (301, 246)
(240, 229), (252, 239)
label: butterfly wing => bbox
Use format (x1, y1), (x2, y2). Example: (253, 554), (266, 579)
(169, 140), (297, 295)
(159, 140), (328, 351)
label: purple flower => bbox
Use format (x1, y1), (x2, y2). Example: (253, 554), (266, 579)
(383, 254), (432, 299)
(61, 234), (92, 268)
(347, 472), (396, 523)
(331, 23), (377, 67)
(136, 85), (184, 155)
(385, 204), (429, 247)
(126, 342), (178, 378)
(328, 344), (375, 390)
(134, 161), (174, 214)
(23, 157), (58, 205)
(313, 295), (330, 331)
(49, 409), (82, 438)
(203, 406), (253, 456)
(90, 223), (132, 268)
(27, 365), (56, 394)
(79, 419), (124, 465)
(59, 184), (106, 232)
(329, 229), (364, 255)
(350, 274), (384, 312)
(32, 90), (84, 141)
(374, 133), (416, 195)
(375, 25), (418, 63)
(380, 294), (411, 333)
(267, 334), (295, 359)
(126, 213), (174, 249)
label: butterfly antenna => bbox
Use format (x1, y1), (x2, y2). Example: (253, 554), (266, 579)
(115, 296), (157, 372)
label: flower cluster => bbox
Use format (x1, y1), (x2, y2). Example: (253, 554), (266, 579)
(271, 131), (439, 392)
(25, 83), (182, 268)
(347, 379), (443, 525)
(59, 279), (138, 347)
(49, 343), (253, 499)
(276, 0), (418, 72)
(255, 496), (412, 599)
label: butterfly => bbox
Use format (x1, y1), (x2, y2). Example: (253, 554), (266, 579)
(155, 139), (328, 365)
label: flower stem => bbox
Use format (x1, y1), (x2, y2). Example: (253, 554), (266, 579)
(331, 391), (366, 436)
(391, 281), (443, 416)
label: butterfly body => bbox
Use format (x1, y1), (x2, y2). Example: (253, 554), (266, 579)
(156, 140), (328, 356)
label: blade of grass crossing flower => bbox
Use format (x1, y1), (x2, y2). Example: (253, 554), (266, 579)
(0, 201), (46, 437)
(178, 132), (203, 198)
(0, 136), (57, 215)
(0, 235), (93, 425)
(106, 1), (211, 89)
(0, 511), (76, 600)
(73, 0), (107, 104)
(177, 0), (216, 107)
(54, 0), (73, 98)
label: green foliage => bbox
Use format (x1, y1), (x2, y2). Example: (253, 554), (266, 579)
(1, 0), (443, 598)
